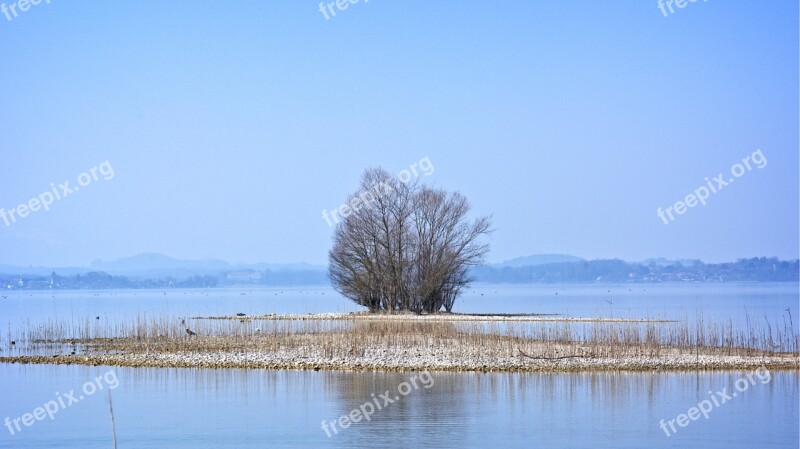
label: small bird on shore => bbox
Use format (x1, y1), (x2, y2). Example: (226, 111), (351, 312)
(186, 328), (197, 336)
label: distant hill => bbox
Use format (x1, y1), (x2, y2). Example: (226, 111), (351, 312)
(0, 252), (329, 289)
(0, 264), (86, 277)
(89, 253), (324, 273)
(494, 254), (584, 268)
(0, 253), (326, 280)
(472, 257), (799, 283)
(90, 253), (230, 275)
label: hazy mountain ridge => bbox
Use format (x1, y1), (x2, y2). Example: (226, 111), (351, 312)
(1, 253), (325, 278)
(0, 254), (797, 289)
(493, 254), (585, 267)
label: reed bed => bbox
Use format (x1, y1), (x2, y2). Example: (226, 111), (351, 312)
(9, 311), (799, 361)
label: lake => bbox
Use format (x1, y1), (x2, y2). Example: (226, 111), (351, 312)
(1, 283), (798, 448)
(0, 364), (797, 448)
(2, 282), (797, 331)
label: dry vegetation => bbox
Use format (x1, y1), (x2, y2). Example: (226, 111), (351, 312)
(7, 312), (799, 366)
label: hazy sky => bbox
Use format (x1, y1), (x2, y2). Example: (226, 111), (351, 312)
(1, 1), (797, 267)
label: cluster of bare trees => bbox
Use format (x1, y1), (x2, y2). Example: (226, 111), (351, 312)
(328, 168), (491, 313)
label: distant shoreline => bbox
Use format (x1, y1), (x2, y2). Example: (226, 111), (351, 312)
(3, 256), (797, 289)
(1, 279), (798, 292)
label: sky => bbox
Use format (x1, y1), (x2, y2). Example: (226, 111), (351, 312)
(0, 0), (797, 267)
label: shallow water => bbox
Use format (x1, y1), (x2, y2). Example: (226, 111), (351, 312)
(0, 364), (797, 448)
(1, 283), (797, 334)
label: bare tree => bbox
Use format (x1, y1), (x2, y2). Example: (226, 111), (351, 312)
(328, 169), (491, 313)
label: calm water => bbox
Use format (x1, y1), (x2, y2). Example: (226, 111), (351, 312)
(0, 364), (797, 448)
(1, 282), (798, 333)
(1, 283), (798, 447)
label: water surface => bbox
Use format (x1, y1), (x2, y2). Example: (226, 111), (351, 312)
(0, 364), (796, 448)
(1, 283), (797, 447)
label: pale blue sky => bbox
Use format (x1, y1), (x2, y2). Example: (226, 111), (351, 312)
(0, 0), (797, 267)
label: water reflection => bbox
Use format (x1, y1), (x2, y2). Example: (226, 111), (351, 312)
(1, 364), (797, 449)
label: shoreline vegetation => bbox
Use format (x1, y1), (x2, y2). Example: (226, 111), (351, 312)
(2, 256), (797, 290)
(2, 312), (798, 373)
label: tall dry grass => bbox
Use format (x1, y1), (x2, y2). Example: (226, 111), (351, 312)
(10, 310), (799, 360)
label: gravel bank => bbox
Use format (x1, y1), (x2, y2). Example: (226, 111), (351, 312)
(2, 347), (797, 373)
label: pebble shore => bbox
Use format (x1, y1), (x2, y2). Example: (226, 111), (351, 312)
(2, 346), (797, 373)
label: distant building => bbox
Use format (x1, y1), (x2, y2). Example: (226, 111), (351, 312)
(226, 270), (262, 281)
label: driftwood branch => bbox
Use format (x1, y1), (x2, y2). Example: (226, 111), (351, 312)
(518, 348), (591, 360)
